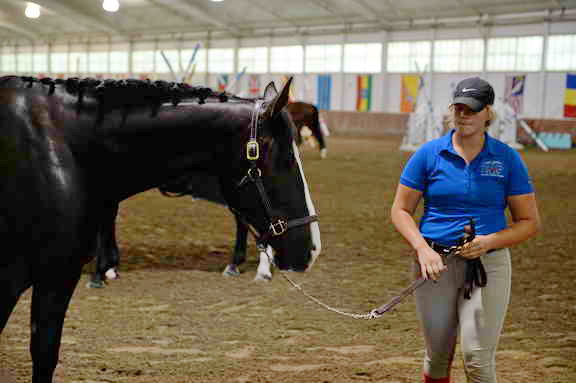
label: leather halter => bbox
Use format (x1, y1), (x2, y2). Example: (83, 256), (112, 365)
(233, 100), (318, 247)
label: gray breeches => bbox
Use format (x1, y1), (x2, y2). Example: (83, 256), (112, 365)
(414, 249), (511, 383)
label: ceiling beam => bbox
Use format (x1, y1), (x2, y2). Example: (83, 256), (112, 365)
(239, 0), (300, 28)
(0, 17), (39, 40)
(150, 0), (240, 35)
(308, 0), (348, 24)
(347, 0), (390, 28)
(30, 0), (124, 35)
(348, 0), (382, 21)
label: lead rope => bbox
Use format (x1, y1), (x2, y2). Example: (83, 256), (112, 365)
(267, 220), (476, 320)
(255, 243), (377, 319)
(273, 251), (453, 320)
(278, 269), (382, 319)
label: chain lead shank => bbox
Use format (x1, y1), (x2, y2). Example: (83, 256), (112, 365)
(275, 221), (477, 320)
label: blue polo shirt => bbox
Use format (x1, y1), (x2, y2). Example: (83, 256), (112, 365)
(400, 130), (534, 246)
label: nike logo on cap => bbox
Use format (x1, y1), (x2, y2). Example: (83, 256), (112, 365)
(462, 88), (476, 92)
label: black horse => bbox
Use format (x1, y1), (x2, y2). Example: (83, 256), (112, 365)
(161, 173), (275, 279)
(89, 101), (328, 287)
(88, 171), (275, 287)
(0, 75), (321, 383)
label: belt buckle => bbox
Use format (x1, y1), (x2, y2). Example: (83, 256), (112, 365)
(434, 242), (451, 255)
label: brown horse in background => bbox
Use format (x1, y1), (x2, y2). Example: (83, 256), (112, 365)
(287, 101), (328, 159)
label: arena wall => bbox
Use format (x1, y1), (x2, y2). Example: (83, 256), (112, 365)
(320, 110), (576, 146)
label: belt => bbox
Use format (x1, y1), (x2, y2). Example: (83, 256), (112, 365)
(425, 238), (489, 299)
(426, 239), (500, 255)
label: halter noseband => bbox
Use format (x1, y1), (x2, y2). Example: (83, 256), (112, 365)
(233, 100), (318, 247)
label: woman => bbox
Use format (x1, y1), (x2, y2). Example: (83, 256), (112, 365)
(390, 77), (540, 383)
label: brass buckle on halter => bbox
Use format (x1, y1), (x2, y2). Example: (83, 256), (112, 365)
(270, 219), (288, 236)
(246, 140), (259, 160)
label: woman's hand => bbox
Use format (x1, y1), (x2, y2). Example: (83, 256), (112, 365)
(416, 246), (447, 281)
(457, 235), (491, 259)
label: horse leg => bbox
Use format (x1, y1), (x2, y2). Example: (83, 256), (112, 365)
(102, 204), (120, 280)
(88, 244), (107, 288)
(87, 205), (120, 288)
(30, 264), (83, 383)
(254, 245), (273, 282)
(0, 261), (32, 333)
(295, 124), (304, 147)
(222, 213), (248, 277)
(311, 109), (327, 159)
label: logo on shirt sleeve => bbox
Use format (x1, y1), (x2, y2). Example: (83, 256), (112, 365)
(480, 160), (504, 178)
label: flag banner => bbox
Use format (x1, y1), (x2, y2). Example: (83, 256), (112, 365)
(504, 74), (526, 115)
(400, 75), (421, 113)
(356, 74), (372, 112)
(249, 74), (260, 97)
(317, 74), (332, 110)
(564, 73), (576, 118)
(217, 74), (229, 92)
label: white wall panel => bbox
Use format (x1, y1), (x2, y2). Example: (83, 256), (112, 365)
(543, 72), (569, 118)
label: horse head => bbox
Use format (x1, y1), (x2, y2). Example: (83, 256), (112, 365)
(220, 77), (321, 272)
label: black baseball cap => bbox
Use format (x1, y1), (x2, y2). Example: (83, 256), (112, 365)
(452, 77), (495, 112)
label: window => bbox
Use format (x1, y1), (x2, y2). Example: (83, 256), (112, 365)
(110, 51), (128, 73)
(387, 41), (431, 73)
(89, 52), (108, 73)
(546, 34), (576, 71)
(17, 53), (32, 73)
(434, 39), (484, 72)
(208, 48), (234, 73)
(344, 43), (382, 73)
(487, 36), (543, 71)
(305, 44), (341, 73)
(51, 53), (68, 73)
(32, 53), (48, 73)
(270, 46), (303, 73)
(132, 50), (154, 73)
(182, 48), (206, 74)
(516, 36), (542, 71)
(156, 49), (179, 74)
(69, 52), (88, 74)
(2, 54), (16, 72)
(239, 47), (268, 73)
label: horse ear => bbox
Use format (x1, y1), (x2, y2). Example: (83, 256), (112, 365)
(263, 81), (278, 101)
(265, 77), (292, 117)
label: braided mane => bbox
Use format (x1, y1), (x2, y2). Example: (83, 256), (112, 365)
(20, 75), (229, 105)
(13, 76), (254, 120)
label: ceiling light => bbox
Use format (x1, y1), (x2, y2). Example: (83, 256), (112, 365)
(25, 2), (41, 19)
(102, 0), (120, 12)
(210, 0), (225, 2)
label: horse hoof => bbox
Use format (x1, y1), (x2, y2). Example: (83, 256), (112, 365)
(222, 264), (240, 277)
(320, 148), (327, 159)
(254, 273), (272, 282)
(86, 280), (106, 289)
